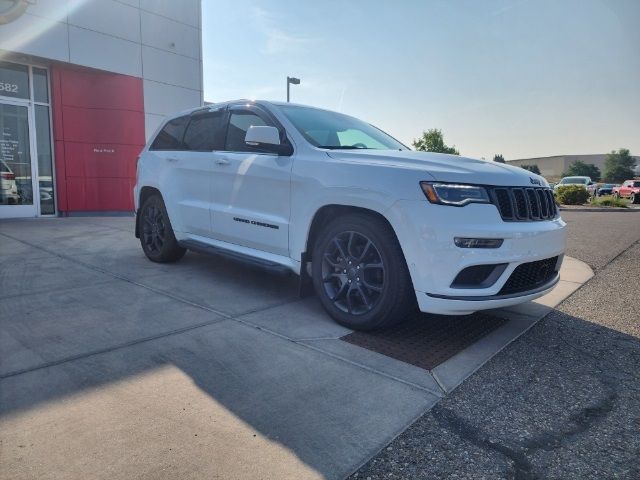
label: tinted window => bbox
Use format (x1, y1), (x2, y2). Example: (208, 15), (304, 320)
(561, 177), (588, 185)
(225, 110), (269, 152)
(183, 109), (226, 151)
(150, 116), (189, 150)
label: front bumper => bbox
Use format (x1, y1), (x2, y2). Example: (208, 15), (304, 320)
(387, 199), (567, 315)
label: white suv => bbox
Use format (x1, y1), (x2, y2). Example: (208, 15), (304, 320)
(134, 101), (566, 330)
(554, 176), (596, 196)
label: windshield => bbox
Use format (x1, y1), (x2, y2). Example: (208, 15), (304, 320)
(278, 105), (407, 150)
(561, 177), (588, 184)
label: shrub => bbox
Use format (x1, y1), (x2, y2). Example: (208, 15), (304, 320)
(555, 185), (589, 205)
(590, 195), (629, 208)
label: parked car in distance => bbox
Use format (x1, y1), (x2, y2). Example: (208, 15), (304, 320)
(134, 100), (567, 331)
(554, 176), (597, 196)
(595, 183), (618, 197)
(612, 180), (640, 203)
(0, 159), (20, 205)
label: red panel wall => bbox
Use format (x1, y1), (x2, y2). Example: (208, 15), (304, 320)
(51, 65), (145, 212)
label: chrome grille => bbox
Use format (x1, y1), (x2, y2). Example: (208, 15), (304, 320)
(490, 187), (557, 222)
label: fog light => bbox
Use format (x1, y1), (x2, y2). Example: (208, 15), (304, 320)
(454, 237), (503, 248)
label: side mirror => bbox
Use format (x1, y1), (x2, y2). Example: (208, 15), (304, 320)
(245, 125), (293, 156)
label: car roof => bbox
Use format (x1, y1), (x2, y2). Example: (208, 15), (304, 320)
(168, 99), (345, 120)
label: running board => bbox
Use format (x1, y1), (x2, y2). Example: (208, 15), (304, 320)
(179, 239), (292, 275)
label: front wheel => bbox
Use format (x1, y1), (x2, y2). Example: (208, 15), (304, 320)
(632, 193), (639, 204)
(139, 194), (186, 263)
(311, 213), (416, 331)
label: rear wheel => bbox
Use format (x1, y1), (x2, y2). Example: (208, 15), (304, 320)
(632, 193), (639, 204)
(139, 194), (186, 263)
(311, 213), (416, 331)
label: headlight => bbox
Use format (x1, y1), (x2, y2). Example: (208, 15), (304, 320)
(420, 182), (490, 206)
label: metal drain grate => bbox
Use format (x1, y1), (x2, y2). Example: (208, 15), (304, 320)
(341, 313), (507, 371)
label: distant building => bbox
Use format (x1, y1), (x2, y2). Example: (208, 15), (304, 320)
(506, 154), (640, 180)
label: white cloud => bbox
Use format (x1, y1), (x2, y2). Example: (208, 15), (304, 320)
(251, 6), (317, 54)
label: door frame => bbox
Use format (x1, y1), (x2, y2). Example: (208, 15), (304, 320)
(0, 97), (39, 218)
(0, 61), (55, 218)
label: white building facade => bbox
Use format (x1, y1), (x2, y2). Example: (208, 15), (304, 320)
(0, 0), (203, 217)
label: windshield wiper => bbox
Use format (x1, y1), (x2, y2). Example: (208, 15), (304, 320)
(317, 145), (371, 150)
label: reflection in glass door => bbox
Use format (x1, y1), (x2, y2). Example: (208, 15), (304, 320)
(0, 101), (36, 216)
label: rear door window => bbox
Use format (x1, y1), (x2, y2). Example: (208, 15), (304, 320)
(183, 108), (227, 151)
(150, 116), (189, 150)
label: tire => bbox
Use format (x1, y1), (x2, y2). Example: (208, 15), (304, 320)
(311, 213), (416, 331)
(139, 194), (186, 263)
(613, 192), (620, 200)
(632, 193), (639, 204)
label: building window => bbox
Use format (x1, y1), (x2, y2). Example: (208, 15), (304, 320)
(33, 67), (49, 103)
(35, 104), (54, 214)
(0, 61), (29, 100)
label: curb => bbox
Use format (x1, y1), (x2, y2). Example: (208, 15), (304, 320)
(560, 207), (640, 212)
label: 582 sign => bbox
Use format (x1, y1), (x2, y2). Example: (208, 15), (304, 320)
(0, 82), (19, 94)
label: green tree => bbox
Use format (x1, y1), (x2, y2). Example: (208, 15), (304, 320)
(563, 160), (601, 181)
(602, 148), (636, 182)
(493, 154), (505, 163)
(521, 164), (541, 175)
(412, 129), (459, 155)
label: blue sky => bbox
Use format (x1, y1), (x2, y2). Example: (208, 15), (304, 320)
(202, 0), (639, 160)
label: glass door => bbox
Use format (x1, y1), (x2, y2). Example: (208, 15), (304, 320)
(0, 99), (38, 218)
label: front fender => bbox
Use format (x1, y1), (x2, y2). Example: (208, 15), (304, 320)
(289, 186), (398, 263)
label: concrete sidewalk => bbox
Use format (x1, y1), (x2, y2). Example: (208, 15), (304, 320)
(0, 217), (592, 480)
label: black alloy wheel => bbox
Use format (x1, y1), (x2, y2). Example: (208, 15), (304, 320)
(142, 203), (166, 255)
(312, 213), (416, 330)
(139, 194), (186, 263)
(321, 231), (385, 315)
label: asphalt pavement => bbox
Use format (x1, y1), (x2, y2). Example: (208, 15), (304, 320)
(350, 211), (640, 479)
(561, 210), (640, 270)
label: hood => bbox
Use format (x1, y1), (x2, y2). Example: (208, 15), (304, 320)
(326, 150), (548, 188)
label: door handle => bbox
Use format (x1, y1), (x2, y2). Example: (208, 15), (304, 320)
(167, 156), (178, 162)
(215, 158), (230, 165)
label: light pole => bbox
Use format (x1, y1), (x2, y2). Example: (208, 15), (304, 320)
(286, 76), (300, 102)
